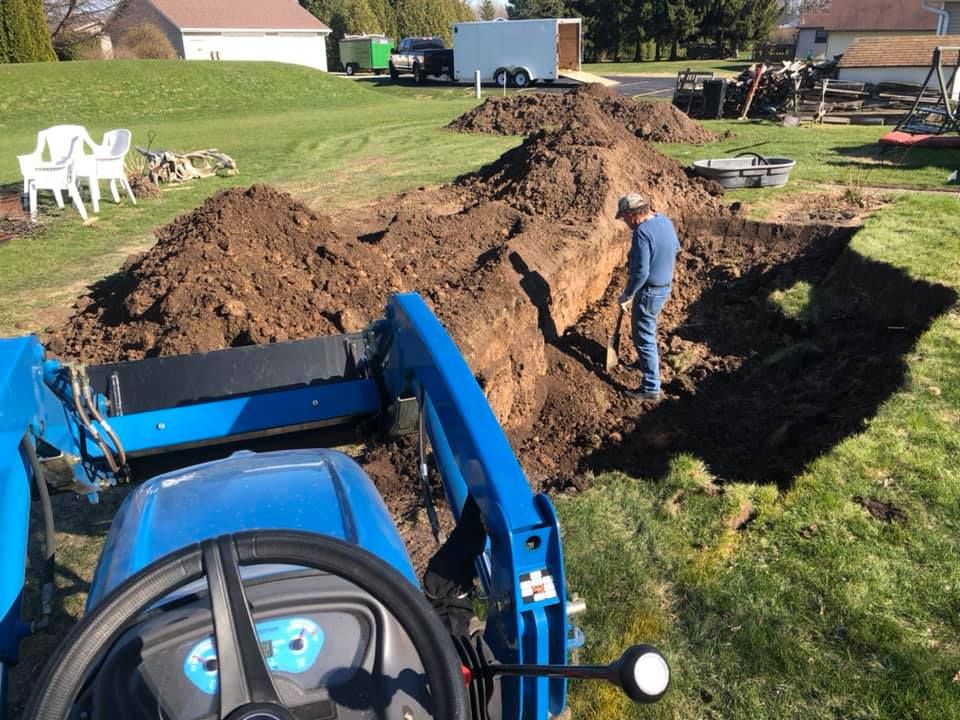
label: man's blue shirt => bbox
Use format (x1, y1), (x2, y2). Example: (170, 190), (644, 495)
(620, 213), (680, 302)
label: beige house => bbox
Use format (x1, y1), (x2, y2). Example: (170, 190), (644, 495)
(110, 0), (331, 71)
(837, 35), (960, 97)
(796, 0), (938, 60)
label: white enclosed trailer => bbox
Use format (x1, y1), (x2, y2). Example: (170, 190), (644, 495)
(451, 18), (582, 87)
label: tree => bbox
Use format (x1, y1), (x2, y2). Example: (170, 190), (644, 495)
(4, 0), (57, 61)
(0, 5), (9, 61)
(45, 0), (127, 59)
(395, 0), (452, 41)
(367, 0), (397, 39)
(479, 0), (496, 20)
(302, 0), (382, 69)
(508, 0), (567, 20)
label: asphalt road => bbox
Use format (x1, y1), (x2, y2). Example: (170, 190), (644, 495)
(349, 73), (676, 98)
(602, 75), (675, 98)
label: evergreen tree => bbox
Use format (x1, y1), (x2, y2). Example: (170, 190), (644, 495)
(3, 0), (56, 62)
(508, 0), (567, 19)
(368, 0), (399, 39)
(479, 0), (496, 20)
(302, 0), (381, 69)
(0, 1), (9, 62)
(395, 0), (450, 41)
(446, 0), (476, 24)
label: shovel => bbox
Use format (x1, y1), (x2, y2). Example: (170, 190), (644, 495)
(605, 307), (625, 372)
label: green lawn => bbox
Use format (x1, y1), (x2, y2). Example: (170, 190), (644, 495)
(3, 60), (960, 720)
(0, 61), (517, 332)
(560, 194), (960, 719)
(584, 58), (751, 77)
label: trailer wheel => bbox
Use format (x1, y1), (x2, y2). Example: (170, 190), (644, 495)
(345, 63), (357, 76)
(389, 62), (399, 80)
(512, 68), (531, 88)
(494, 68), (509, 87)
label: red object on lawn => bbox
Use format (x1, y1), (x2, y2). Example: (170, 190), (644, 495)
(879, 130), (960, 148)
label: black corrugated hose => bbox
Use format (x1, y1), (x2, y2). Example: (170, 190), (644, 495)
(21, 433), (55, 631)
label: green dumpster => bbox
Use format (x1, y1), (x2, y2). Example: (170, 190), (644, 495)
(339, 35), (395, 75)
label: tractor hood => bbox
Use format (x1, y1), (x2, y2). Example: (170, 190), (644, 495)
(87, 449), (416, 609)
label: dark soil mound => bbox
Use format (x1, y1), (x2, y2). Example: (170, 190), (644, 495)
(448, 83), (717, 144)
(459, 101), (722, 222)
(46, 185), (401, 361)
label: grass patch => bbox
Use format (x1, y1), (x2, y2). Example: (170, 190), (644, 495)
(769, 280), (816, 323)
(560, 192), (960, 718)
(658, 121), (957, 190)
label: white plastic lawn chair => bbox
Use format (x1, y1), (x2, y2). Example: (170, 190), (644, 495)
(82, 129), (137, 212)
(17, 127), (91, 222)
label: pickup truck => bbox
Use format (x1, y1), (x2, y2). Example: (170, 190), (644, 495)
(388, 37), (454, 82)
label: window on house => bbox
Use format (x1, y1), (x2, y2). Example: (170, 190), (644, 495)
(814, 29), (827, 43)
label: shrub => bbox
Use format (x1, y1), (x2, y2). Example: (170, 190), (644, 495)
(115, 22), (176, 60)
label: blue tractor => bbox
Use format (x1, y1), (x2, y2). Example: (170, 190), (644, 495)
(0, 293), (669, 720)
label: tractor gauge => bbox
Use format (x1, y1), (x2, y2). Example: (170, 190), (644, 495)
(183, 616), (325, 694)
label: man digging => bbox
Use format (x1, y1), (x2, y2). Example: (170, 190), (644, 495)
(615, 192), (680, 403)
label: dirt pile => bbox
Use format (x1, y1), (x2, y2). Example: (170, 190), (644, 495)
(448, 83), (717, 144)
(51, 100), (726, 430)
(46, 185), (402, 361)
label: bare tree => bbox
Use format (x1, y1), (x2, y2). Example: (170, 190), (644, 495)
(45, 0), (127, 56)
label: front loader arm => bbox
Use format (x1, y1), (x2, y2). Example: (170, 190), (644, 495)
(377, 294), (569, 720)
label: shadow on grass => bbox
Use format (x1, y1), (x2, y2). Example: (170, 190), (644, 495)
(828, 141), (960, 175)
(582, 221), (957, 488)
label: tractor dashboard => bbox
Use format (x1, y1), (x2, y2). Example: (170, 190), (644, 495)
(70, 570), (430, 720)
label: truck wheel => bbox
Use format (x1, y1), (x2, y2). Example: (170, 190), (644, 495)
(512, 68), (531, 88)
(345, 63), (357, 76)
(413, 62), (425, 83)
(389, 62), (399, 80)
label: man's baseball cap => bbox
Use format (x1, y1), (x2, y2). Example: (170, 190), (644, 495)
(615, 193), (648, 218)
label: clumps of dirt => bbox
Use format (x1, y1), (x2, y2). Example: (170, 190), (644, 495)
(46, 185), (401, 361)
(853, 496), (907, 525)
(127, 174), (162, 200)
(448, 83), (717, 145)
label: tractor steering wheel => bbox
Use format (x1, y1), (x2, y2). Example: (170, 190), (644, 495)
(24, 531), (469, 720)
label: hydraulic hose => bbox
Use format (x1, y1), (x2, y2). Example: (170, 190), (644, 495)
(21, 433), (55, 631)
(68, 365), (119, 474)
(78, 368), (127, 468)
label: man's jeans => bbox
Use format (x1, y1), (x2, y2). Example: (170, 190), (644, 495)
(631, 284), (671, 393)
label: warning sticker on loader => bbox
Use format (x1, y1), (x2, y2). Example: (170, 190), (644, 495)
(520, 570), (557, 604)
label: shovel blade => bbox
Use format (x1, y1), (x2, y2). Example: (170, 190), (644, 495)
(605, 344), (619, 372)
(605, 308), (624, 372)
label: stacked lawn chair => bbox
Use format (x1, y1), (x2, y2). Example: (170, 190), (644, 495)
(17, 125), (136, 222)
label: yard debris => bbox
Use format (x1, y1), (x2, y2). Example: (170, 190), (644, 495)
(135, 147), (238, 185)
(676, 57), (935, 125)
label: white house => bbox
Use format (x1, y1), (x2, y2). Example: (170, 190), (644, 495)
(111, 0), (331, 71)
(837, 34), (960, 98)
(796, 0), (938, 60)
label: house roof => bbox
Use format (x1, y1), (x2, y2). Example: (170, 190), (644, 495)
(149, 0), (330, 31)
(838, 34), (960, 67)
(799, 0), (938, 31)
